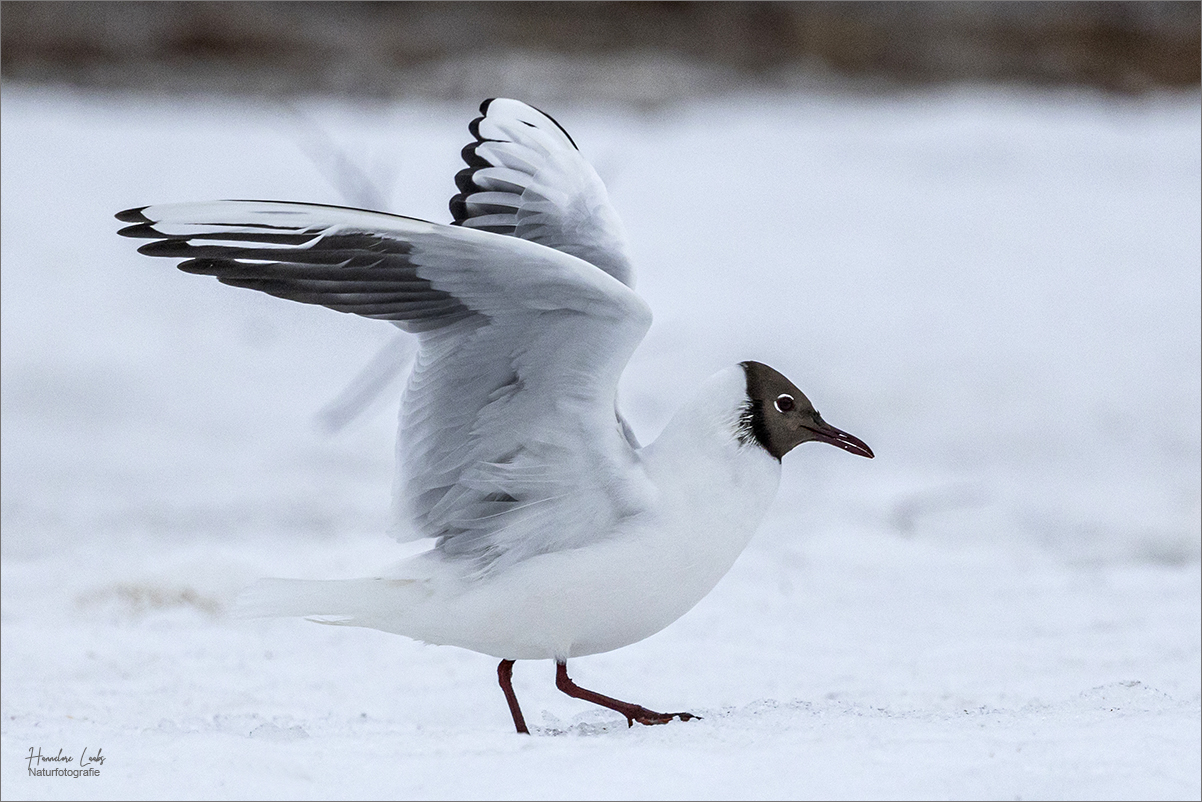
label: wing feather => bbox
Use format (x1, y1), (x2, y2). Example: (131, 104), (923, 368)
(449, 98), (636, 288)
(118, 200), (651, 573)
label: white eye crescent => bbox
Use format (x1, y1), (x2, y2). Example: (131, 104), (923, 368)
(774, 394), (795, 413)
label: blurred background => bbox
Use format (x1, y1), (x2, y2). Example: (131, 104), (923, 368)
(2, 0), (1200, 575)
(2, 2), (1200, 797)
(3, 0), (1199, 559)
(3, 1), (1200, 102)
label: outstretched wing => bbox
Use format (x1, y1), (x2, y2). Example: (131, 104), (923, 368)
(450, 98), (635, 288)
(118, 201), (652, 573)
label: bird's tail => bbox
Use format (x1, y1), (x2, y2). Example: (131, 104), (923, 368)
(235, 577), (421, 628)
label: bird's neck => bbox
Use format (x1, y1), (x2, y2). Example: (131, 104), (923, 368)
(635, 376), (781, 600)
(640, 368), (782, 524)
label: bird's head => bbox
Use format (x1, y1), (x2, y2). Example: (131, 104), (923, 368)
(737, 361), (874, 461)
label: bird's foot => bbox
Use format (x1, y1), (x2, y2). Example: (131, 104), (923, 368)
(624, 708), (700, 727)
(555, 661), (699, 729)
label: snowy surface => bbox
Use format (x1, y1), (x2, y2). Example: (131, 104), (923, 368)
(2, 84), (1199, 800)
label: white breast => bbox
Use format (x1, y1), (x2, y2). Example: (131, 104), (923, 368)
(385, 366), (783, 660)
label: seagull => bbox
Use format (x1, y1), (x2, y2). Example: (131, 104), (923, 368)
(116, 98), (874, 734)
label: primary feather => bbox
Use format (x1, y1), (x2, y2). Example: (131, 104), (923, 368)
(450, 98), (635, 288)
(118, 196), (651, 575)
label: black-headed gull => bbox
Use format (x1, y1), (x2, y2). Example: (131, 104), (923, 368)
(117, 98), (873, 734)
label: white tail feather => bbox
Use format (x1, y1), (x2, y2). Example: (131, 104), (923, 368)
(235, 577), (417, 624)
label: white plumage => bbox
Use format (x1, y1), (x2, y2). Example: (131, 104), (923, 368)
(117, 98), (872, 731)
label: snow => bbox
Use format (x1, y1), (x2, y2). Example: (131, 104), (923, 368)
(2, 84), (1199, 800)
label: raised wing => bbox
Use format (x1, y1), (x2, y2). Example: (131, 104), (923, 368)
(117, 200), (652, 574)
(450, 98), (635, 288)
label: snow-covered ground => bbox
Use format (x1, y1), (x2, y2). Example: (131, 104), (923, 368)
(2, 84), (1199, 800)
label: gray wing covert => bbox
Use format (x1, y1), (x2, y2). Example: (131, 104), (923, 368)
(117, 200), (652, 574)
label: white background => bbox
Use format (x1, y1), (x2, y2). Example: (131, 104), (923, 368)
(2, 84), (1199, 799)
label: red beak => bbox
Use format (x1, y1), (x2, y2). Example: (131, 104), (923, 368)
(805, 421), (874, 459)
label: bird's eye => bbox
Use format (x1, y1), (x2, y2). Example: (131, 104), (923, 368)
(774, 394), (795, 413)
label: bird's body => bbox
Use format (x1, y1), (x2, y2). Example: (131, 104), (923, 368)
(245, 365), (780, 660)
(118, 98), (872, 731)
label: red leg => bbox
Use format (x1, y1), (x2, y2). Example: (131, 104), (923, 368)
(497, 659), (529, 734)
(555, 661), (698, 727)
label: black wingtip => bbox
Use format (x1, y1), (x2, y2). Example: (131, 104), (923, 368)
(530, 104), (578, 150)
(461, 141), (491, 168)
(467, 116), (484, 141)
(448, 193), (468, 225)
(137, 239), (192, 257)
(477, 97), (578, 151)
(117, 222), (163, 239)
(115, 206), (150, 224)
(178, 258), (227, 275)
(454, 167), (479, 194)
